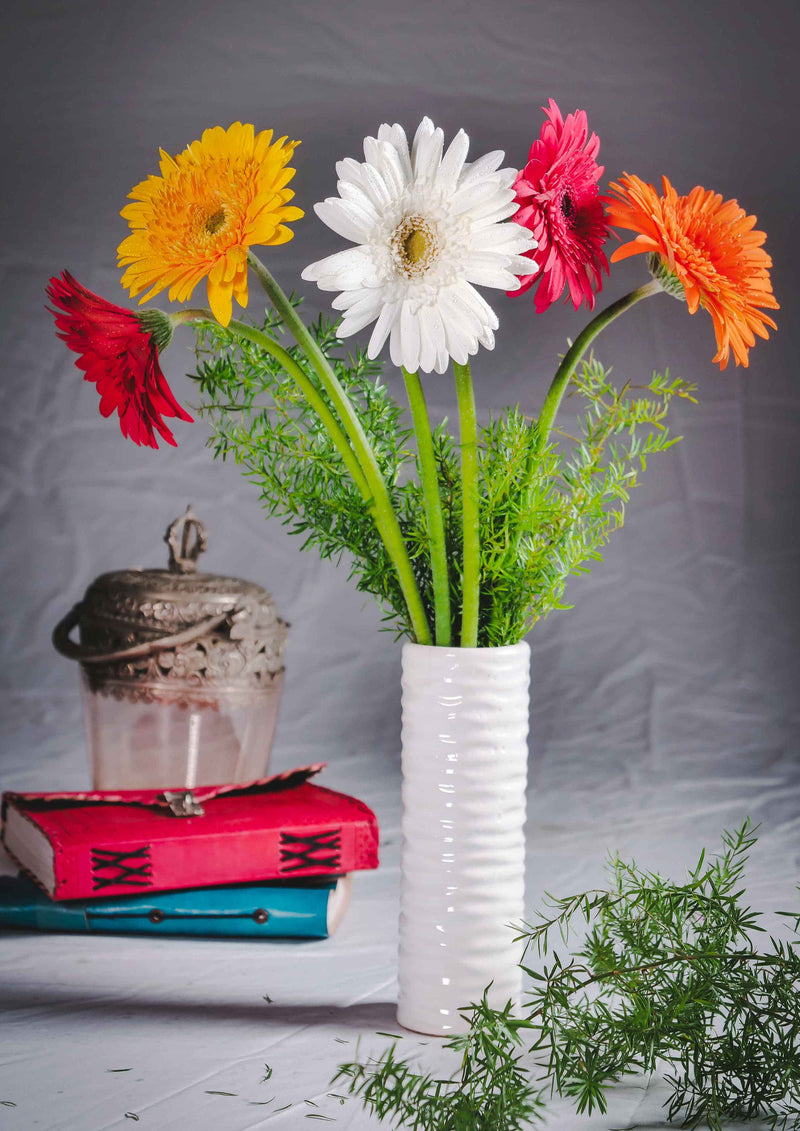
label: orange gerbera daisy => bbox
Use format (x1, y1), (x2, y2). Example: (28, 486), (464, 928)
(607, 173), (778, 368)
(118, 122), (303, 326)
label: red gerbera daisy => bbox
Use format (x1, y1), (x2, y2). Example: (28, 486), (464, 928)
(47, 271), (192, 448)
(508, 99), (610, 313)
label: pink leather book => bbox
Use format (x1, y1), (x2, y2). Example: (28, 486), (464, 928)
(1, 766), (379, 900)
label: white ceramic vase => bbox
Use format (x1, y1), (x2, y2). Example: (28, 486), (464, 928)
(397, 641), (530, 1036)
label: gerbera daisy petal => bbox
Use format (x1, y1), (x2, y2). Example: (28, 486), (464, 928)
(508, 99), (610, 313)
(367, 300), (401, 360)
(428, 305), (449, 364)
(303, 117), (537, 374)
(400, 299), (422, 372)
(608, 173), (779, 368)
(117, 123), (303, 327)
(355, 162), (394, 211)
(452, 178), (510, 215)
(462, 256), (521, 290)
(338, 180), (383, 225)
(443, 318), (474, 367)
(301, 246), (381, 291)
(376, 144), (412, 199)
(459, 151), (506, 187)
(269, 225), (295, 246)
(471, 223), (532, 256)
(412, 119), (445, 183)
(389, 319), (406, 370)
(376, 123), (412, 180)
(469, 198), (521, 230)
(207, 265), (234, 327)
(450, 282), (491, 337)
(459, 282), (500, 333)
(364, 137), (408, 194)
(417, 303), (440, 374)
(330, 287), (366, 313)
(436, 129), (470, 195)
(437, 287), (480, 351)
(508, 256), (540, 281)
(495, 167), (519, 192)
(314, 198), (374, 244)
(339, 294), (384, 337)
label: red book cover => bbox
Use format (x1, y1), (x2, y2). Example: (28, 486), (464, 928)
(1, 765), (379, 900)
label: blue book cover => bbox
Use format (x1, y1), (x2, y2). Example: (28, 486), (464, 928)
(0, 873), (351, 939)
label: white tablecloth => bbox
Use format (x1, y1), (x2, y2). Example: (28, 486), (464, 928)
(1, 693), (797, 1130)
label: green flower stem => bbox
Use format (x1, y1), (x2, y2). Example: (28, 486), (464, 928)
(175, 308), (371, 502)
(536, 279), (663, 452)
(246, 252), (432, 646)
(483, 281), (663, 645)
(402, 367), (451, 647)
(454, 361), (480, 648)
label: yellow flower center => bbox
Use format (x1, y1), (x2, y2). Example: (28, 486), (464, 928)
(404, 228), (428, 263)
(392, 214), (438, 278)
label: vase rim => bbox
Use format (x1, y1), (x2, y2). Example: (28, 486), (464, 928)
(402, 640), (530, 656)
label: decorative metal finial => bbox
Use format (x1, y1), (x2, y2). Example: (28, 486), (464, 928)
(165, 506), (208, 575)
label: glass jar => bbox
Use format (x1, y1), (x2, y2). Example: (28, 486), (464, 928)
(53, 508), (288, 790)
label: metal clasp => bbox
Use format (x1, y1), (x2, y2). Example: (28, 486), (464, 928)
(161, 789), (205, 817)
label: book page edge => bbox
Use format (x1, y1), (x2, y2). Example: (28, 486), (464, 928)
(2, 806), (56, 897)
(326, 873), (353, 936)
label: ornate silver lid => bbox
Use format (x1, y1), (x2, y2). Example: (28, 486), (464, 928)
(53, 507), (288, 706)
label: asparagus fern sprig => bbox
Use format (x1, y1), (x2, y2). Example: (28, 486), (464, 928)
(335, 822), (800, 1130)
(191, 312), (694, 646)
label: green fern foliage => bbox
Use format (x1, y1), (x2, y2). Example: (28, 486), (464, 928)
(191, 307), (425, 637)
(189, 313), (697, 644)
(335, 997), (545, 1130)
(335, 823), (800, 1130)
(480, 355), (697, 645)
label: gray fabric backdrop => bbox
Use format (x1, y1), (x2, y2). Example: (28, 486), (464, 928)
(1, 5), (799, 1127)
(1, 0), (798, 789)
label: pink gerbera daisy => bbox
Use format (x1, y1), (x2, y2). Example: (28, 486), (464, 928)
(508, 99), (610, 313)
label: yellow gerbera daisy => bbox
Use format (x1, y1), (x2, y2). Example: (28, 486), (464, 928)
(118, 122), (303, 326)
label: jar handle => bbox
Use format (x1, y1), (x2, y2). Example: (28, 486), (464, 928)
(52, 603), (228, 664)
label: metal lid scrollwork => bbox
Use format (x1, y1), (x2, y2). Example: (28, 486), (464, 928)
(52, 508), (288, 707)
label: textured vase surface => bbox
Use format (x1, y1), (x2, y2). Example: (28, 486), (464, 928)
(397, 642), (530, 1036)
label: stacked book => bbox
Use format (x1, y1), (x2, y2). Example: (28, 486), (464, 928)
(0, 765), (379, 939)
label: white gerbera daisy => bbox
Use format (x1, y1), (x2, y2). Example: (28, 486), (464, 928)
(301, 117), (538, 375)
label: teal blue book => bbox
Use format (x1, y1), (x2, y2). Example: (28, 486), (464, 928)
(0, 873), (352, 938)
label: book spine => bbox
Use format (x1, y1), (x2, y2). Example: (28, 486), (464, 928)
(0, 878), (335, 938)
(51, 824), (361, 900)
(52, 839), (90, 901)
